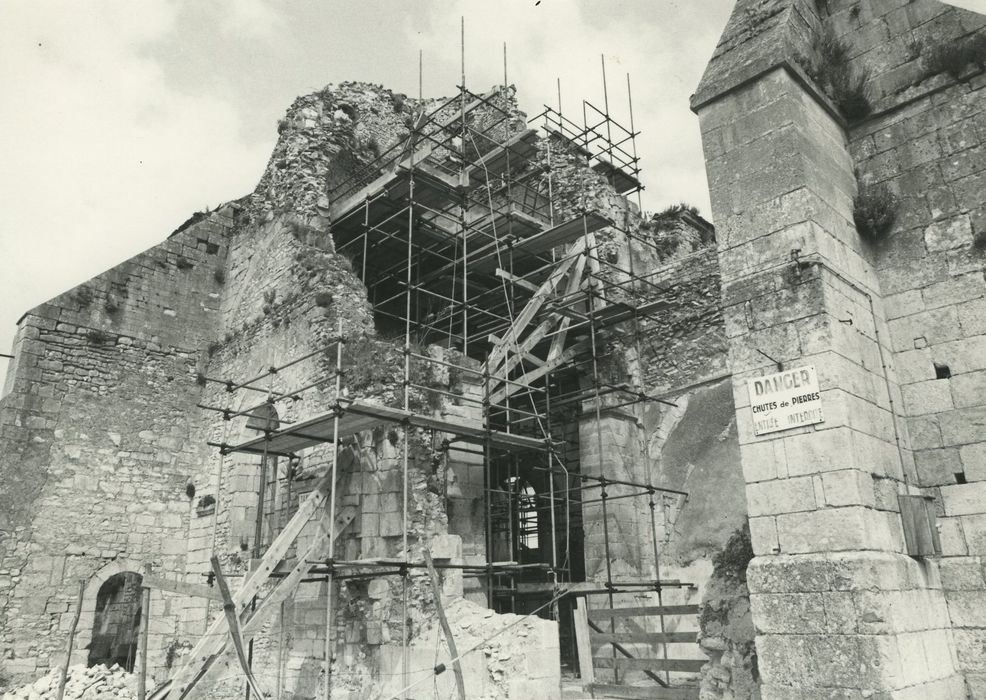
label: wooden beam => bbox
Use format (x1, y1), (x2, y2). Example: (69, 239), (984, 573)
(484, 238), (585, 372)
(181, 506), (357, 699)
(210, 557), (268, 700)
(489, 338), (590, 405)
(486, 332), (545, 368)
(143, 575), (223, 602)
(587, 604), (700, 620)
(587, 684), (699, 700)
(138, 565), (152, 700)
(548, 251), (587, 362)
(591, 632), (698, 644)
(423, 549), (466, 700)
(573, 598), (594, 686)
(167, 448), (360, 699)
(56, 579), (85, 700)
(494, 268), (540, 294)
(592, 657), (706, 673)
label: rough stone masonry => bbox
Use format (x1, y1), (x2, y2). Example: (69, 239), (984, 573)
(694, 0), (986, 697)
(2, 0), (985, 699)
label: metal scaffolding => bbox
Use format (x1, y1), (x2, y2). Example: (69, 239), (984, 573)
(159, 57), (703, 700)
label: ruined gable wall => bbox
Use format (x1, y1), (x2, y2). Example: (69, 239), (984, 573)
(0, 211), (231, 682)
(179, 84), (559, 700)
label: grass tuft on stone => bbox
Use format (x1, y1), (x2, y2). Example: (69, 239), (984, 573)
(85, 328), (113, 345)
(853, 182), (899, 241)
(711, 522), (754, 583)
(798, 30), (872, 123)
(925, 34), (986, 80)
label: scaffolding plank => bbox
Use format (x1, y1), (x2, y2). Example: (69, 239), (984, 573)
(592, 297), (674, 329)
(512, 212), (610, 259)
(587, 605), (700, 620)
(329, 141), (436, 220)
(166, 451), (356, 699)
(573, 599), (594, 685)
(225, 400), (549, 456)
(463, 129), (540, 186)
(591, 632), (698, 644)
(591, 159), (641, 195)
(593, 658), (705, 673)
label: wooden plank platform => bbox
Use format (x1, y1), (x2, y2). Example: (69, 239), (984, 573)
(587, 605), (700, 620)
(591, 632), (698, 644)
(463, 129), (540, 186)
(510, 211), (610, 259)
(588, 683), (699, 700)
(591, 159), (641, 195)
(593, 657), (706, 673)
(223, 399), (551, 457)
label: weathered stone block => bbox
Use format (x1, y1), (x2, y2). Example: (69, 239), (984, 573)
(781, 427), (856, 476)
(820, 470), (876, 507)
(939, 556), (986, 591)
(889, 307), (962, 353)
(914, 447), (961, 486)
(932, 334), (986, 375)
(961, 442), (986, 482)
(775, 507), (894, 554)
(746, 476), (816, 516)
(940, 405), (986, 447)
(901, 379), (953, 415)
(962, 514), (986, 555)
(946, 590), (986, 627)
(951, 369), (986, 409)
(940, 482), (986, 516)
(748, 516), (779, 556)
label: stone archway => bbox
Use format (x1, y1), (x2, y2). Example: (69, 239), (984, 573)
(86, 571), (143, 671)
(72, 559), (145, 670)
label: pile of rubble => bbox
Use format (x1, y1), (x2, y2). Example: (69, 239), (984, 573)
(2, 664), (137, 700)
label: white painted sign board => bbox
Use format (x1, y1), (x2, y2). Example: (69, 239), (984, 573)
(747, 365), (824, 436)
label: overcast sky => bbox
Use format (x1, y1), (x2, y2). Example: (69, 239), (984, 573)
(1, 1), (983, 374)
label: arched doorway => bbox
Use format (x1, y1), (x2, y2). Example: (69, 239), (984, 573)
(86, 571), (143, 671)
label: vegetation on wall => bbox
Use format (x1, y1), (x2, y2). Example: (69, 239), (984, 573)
(72, 286), (94, 307)
(925, 33), (986, 80)
(853, 181), (899, 241)
(340, 334), (449, 411)
(711, 521), (754, 584)
(797, 29), (872, 122)
(85, 328), (113, 345)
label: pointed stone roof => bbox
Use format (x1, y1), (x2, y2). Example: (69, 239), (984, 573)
(691, 0), (821, 111)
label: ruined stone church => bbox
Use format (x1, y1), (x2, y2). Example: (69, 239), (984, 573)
(2, 1), (986, 699)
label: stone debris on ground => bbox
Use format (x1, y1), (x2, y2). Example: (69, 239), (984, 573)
(1, 664), (137, 700)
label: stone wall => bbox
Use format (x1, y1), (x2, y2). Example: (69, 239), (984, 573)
(0, 79), (564, 700)
(693, 0), (985, 697)
(838, 1), (986, 693)
(0, 208), (231, 681)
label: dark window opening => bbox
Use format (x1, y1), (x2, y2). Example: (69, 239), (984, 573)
(935, 363), (951, 379)
(87, 572), (143, 672)
(955, 471), (968, 484)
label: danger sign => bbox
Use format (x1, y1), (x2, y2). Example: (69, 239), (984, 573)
(747, 365), (824, 436)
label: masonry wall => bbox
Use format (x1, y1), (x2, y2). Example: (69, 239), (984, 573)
(833, 2), (986, 693)
(0, 210), (231, 681)
(693, 0), (986, 696)
(0, 80), (564, 700)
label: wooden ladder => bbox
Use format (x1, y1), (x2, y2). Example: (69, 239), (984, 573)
(573, 598), (703, 700)
(149, 444), (363, 699)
